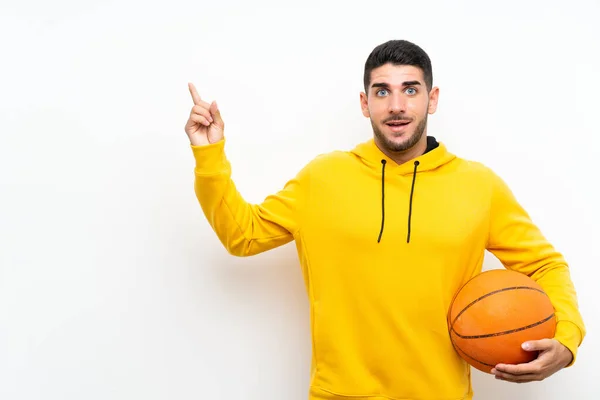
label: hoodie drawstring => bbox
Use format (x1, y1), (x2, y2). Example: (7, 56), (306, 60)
(407, 160), (419, 243)
(377, 159), (420, 244)
(377, 160), (387, 243)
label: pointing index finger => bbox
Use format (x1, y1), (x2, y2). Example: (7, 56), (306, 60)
(188, 82), (202, 105)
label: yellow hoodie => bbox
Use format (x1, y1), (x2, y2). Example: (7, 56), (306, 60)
(191, 136), (585, 400)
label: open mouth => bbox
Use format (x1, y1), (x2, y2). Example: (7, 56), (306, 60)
(386, 120), (411, 127)
(385, 120), (411, 132)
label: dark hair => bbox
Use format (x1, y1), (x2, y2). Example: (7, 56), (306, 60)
(363, 40), (433, 92)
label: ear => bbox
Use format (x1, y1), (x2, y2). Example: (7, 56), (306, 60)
(428, 86), (440, 114)
(360, 92), (370, 118)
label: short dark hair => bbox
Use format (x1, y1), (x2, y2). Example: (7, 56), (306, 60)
(363, 40), (433, 92)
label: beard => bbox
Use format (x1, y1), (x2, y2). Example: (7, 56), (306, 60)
(372, 113), (428, 153)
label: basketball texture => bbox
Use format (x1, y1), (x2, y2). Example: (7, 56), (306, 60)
(447, 269), (556, 373)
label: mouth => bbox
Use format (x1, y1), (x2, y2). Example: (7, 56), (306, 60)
(385, 119), (412, 133)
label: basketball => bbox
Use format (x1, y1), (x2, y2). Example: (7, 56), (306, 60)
(447, 269), (556, 373)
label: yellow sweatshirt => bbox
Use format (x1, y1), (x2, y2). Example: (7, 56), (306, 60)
(191, 136), (585, 400)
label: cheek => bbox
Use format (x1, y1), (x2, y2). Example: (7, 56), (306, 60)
(405, 101), (427, 117)
(368, 102), (386, 120)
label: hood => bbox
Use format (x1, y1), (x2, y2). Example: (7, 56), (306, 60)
(350, 136), (457, 244)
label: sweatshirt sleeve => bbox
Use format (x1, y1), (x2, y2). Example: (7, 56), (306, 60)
(191, 139), (309, 257)
(485, 170), (586, 366)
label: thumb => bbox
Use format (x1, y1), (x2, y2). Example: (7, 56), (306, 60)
(522, 338), (553, 352)
(210, 101), (224, 127)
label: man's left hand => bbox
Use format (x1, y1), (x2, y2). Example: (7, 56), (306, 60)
(491, 339), (573, 383)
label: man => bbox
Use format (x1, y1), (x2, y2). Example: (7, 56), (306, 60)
(184, 40), (585, 399)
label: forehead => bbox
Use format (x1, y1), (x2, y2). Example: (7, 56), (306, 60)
(369, 64), (424, 88)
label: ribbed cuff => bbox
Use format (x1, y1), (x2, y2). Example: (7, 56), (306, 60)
(554, 320), (583, 367)
(190, 139), (228, 175)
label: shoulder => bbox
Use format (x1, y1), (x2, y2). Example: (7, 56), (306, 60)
(285, 150), (351, 185)
(448, 156), (512, 197)
(287, 150), (357, 187)
(302, 149), (355, 171)
(312, 149), (354, 163)
(449, 155), (501, 178)
(449, 154), (489, 172)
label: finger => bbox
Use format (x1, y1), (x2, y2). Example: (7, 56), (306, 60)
(192, 97), (212, 109)
(493, 370), (541, 383)
(209, 101), (224, 125)
(522, 338), (554, 352)
(192, 105), (213, 123)
(190, 113), (211, 126)
(492, 360), (542, 376)
(188, 82), (202, 105)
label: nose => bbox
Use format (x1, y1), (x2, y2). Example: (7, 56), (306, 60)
(388, 93), (407, 114)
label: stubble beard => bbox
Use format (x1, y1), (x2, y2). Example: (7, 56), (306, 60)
(372, 114), (428, 153)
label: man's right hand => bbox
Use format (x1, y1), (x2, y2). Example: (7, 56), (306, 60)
(185, 82), (224, 146)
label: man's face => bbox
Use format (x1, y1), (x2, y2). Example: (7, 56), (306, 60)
(360, 63), (439, 153)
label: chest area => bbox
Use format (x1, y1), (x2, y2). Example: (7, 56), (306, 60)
(307, 171), (490, 248)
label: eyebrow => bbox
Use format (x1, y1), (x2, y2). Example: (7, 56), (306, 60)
(371, 81), (422, 89)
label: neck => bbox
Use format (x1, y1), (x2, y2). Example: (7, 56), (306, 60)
(376, 135), (428, 165)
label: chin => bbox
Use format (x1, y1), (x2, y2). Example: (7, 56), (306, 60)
(385, 133), (415, 149)
(376, 128), (423, 153)
(388, 132), (413, 143)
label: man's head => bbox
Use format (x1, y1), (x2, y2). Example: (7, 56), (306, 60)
(360, 40), (439, 155)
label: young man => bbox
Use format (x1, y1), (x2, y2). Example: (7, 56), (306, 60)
(184, 40), (585, 399)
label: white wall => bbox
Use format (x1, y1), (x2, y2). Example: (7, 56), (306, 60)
(1, 0), (598, 398)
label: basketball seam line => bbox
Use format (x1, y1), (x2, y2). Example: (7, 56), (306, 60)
(449, 286), (548, 332)
(452, 312), (555, 339)
(450, 315), (555, 369)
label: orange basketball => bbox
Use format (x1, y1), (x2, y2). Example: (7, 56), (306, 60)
(447, 269), (556, 373)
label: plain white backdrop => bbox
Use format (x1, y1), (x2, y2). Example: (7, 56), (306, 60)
(1, 0), (598, 398)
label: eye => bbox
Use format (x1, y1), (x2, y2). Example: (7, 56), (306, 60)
(405, 87), (417, 95)
(376, 89), (389, 96)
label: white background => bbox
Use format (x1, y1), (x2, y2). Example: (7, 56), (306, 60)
(1, 0), (598, 399)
